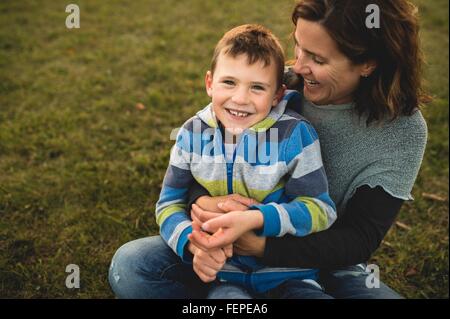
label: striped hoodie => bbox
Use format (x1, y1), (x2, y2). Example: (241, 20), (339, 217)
(155, 90), (337, 292)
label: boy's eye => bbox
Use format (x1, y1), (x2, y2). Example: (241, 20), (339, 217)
(252, 85), (265, 91)
(223, 80), (235, 85)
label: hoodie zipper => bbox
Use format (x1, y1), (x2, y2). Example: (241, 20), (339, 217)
(222, 133), (242, 195)
(224, 142), (235, 194)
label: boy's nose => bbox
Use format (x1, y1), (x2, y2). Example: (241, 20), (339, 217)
(231, 88), (250, 105)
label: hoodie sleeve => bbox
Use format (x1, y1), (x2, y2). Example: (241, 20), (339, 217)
(155, 121), (195, 262)
(251, 121), (337, 237)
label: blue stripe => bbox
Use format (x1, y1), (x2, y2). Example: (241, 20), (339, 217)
(157, 185), (188, 205)
(284, 167), (328, 198)
(176, 225), (193, 261)
(164, 165), (193, 189)
(177, 120), (319, 167)
(283, 90), (301, 102)
(282, 201), (313, 236)
(252, 204), (280, 236)
(217, 268), (318, 293)
(176, 126), (224, 156)
(284, 122), (318, 164)
(316, 192), (336, 211)
(261, 188), (285, 204)
(160, 212), (190, 242)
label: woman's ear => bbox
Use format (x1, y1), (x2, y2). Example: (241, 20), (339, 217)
(360, 60), (377, 77)
(205, 71), (213, 97)
(272, 84), (286, 106)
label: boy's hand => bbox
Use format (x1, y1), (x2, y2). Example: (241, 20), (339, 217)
(191, 244), (229, 283)
(189, 210), (264, 250)
(188, 221), (232, 283)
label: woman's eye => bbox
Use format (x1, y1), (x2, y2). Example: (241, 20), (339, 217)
(313, 56), (325, 65)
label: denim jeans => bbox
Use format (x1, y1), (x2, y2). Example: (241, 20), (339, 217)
(108, 236), (403, 299)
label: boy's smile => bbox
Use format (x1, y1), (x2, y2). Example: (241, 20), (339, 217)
(205, 52), (284, 134)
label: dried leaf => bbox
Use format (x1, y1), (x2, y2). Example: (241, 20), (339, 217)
(396, 221), (412, 231)
(135, 102), (145, 110)
(422, 193), (447, 202)
(382, 240), (393, 248)
(405, 268), (418, 277)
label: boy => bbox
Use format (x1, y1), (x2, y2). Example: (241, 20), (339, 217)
(156, 24), (336, 294)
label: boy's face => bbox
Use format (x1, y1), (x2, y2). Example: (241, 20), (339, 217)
(205, 52), (284, 134)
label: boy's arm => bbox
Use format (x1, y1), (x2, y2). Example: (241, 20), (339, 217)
(251, 121), (337, 237)
(156, 125), (195, 262)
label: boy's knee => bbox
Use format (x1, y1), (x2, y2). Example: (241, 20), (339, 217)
(110, 237), (160, 274)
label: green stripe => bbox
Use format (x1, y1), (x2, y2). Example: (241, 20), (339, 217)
(234, 180), (284, 202)
(195, 177), (227, 196)
(296, 197), (329, 233)
(250, 116), (277, 131)
(156, 204), (186, 226)
(194, 177), (284, 202)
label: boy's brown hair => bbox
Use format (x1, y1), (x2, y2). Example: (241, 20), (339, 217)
(211, 24), (285, 89)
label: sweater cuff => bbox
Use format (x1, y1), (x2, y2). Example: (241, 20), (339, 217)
(250, 204), (280, 237)
(176, 225), (193, 263)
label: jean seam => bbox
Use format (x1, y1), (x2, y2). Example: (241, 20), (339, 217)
(160, 262), (184, 279)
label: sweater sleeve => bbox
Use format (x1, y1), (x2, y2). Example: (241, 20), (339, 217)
(261, 185), (404, 269)
(187, 180), (210, 214)
(251, 121), (337, 237)
(155, 123), (195, 262)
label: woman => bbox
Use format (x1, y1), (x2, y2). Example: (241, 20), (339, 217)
(109, 0), (429, 298)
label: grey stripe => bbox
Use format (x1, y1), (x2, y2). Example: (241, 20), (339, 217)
(155, 198), (185, 217)
(273, 203), (297, 236)
(167, 220), (191, 253)
(311, 198), (337, 227)
(287, 140), (323, 179)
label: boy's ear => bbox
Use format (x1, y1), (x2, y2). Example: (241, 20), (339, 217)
(205, 71), (213, 97)
(272, 84), (286, 106)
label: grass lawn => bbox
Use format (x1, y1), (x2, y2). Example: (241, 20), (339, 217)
(0, 0), (448, 298)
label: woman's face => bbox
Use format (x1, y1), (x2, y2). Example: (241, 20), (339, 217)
(293, 19), (369, 105)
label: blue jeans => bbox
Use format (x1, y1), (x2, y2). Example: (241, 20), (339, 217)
(108, 236), (403, 299)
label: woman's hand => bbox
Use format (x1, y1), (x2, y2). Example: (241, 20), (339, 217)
(234, 231), (266, 258)
(189, 208), (264, 250)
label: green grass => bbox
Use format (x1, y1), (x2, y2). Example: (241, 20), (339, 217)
(0, 0), (448, 298)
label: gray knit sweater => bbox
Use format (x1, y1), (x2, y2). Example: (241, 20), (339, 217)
(299, 97), (428, 213)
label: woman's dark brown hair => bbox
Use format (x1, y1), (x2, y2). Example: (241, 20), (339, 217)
(292, 0), (431, 124)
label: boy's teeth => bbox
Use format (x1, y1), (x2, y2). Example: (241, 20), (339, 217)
(229, 110), (249, 117)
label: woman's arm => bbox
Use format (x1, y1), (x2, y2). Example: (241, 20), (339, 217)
(261, 185), (404, 269)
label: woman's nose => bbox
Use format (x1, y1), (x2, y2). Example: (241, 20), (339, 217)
(292, 50), (310, 75)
